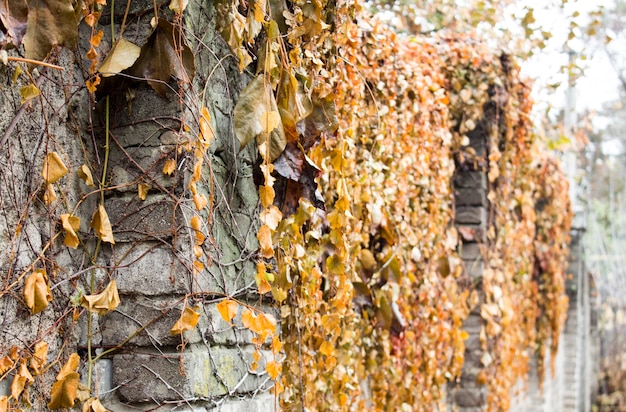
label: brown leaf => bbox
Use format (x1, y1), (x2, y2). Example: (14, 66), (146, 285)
(23, 0), (79, 61)
(81, 281), (120, 316)
(296, 94), (338, 149)
(60, 214), (80, 249)
(30, 341), (48, 375)
(90, 204), (115, 244)
(216, 299), (238, 323)
(0, 0), (28, 48)
(82, 397), (109, 412)
(42, 152), (68, 183)
(169, 305), (200, 336)
(24, 269), (52, 314)
(127, 18), (195, 97)
(47, 372), (79, 409)
(10, 362), (33, 400)
(273, 142), (304, 181)
(56, 353), (79, 381)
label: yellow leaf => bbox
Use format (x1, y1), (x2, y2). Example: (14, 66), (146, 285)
(42, 152), (68, 183)
(261, 111), (281, 134)
(255, 262), (272, 294)
(241, 309), (276, 337)
(24, 269), (52, 314)
(190, 215), (202, 231)
(319, 341), (334, 357)
(60, 214), (81, 249)
(0, 356), (13, 375)
(81, 281), (120, 316)
(48, 372), (79, 409)
(193, 193), (208, 210)
(98, 38), (141, 77)
(199, 106), (214, 148)
(169, 0), (189, 13)
(271, 287), (287, 303)
(266, 360), (281, 379)
(0, 396), (7, 412)
(170, 305), (200, 336)
(257, 224), (274, 258)
(163, 158), (176, 175)
(83, 397), (109, 412)
(43, 183), (57, 205)
(259, 185), (275, 208)
(137, 183), (150, 200)
(10, 362), (33, 400)
(260, 206), (282, 231)
(20, 84), (39, 103)
(30, 341), (48, 375)
(77, 165), (95, 187)
(76, 383), (91, 403)
(90, 204), (115, 244)
(57, 353), (80, 381)
(216, 299), (238, 323)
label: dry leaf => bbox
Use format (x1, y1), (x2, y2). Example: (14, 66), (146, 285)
(10, 362), (33, 400)
(20, 84), (40, 103)
(260, 206), (282, 231)
(0, 0), (28, 48)
(60, 214), (80, 249)
(193, 193), (208, 210)
(90, 204), (115, 244)
(216, 299), (238, 323)
(42, 152), (68, 183)
(169, 0), (189, 14)
(241, 308), (276, 337)
(0, 356), (13, 375)
(162, 158), (176, 176)
(24, 269), (52, 314)
(77, 165), (95, 187)
(80, 281), (120, 315)
(0, 396), (7, 412)
(82, 397), (109, 412)
(57, 353), (80, 381)
(259, 185), (275, 209)
(23, 0), (79, 61)
(257, 224), (274, 258)
(98, 38), (141, 77)
(43, 183), (57, 205)
(199, 106), (214, 148)
(137, 183), (150, 200)
(48, 372), (79, 409)
(169, 305), (200, 336)
(30, 341), (48, 375)
(265, 360), (281, 379)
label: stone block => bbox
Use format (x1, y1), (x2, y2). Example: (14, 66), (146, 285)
(454, 171), (487, 190)
(106, 195), (180, 242)
(453, 388), (487, 407)
(460, 243), (483, 261)
(112, 346), (273, 403)
(455, 206), (488, 226)
(100, 296), (200, 347)
(111, 243), (189, 296)
(463, 258), (485, 278)
(455, 188), (488, 207)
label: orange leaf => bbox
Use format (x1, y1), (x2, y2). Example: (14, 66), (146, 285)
(193, 193), (208, 210)
(320, 341), (334, 357)
(77, 164), (95, 187)
(80, 281), (120, 315)
(0, 396), (7, 412)
(257, 224), (274, 258)
(57, 353), (80, 381)
(258, 185), (275, 208)
(137, 183), (150, 200)
(48, 372), (79, 409)
(163, 158), (177, 176)
(0, 356), (13, 375)
(90, 204), (115, 244)
(241, 309), (276, 337)
(30, 341), (48, 375)
(266, 359), (281, 379)
(199, 106), (214, 148)
(260, 206), (282, 231)
(170, 305), (200, 336)
(10, 362), (33, 400)
(216, 299), (238, 323)
(42, 152), (68, 183)
(60, 214), (81, 249)
(24, 269), (52, 314)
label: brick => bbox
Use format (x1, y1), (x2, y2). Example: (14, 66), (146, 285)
(454, 171), (487, 190)
(455, 206), (488, 226)
(455, 188), (488, 207)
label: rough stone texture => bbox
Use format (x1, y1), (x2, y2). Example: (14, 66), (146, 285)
(455, 206), (488, 226)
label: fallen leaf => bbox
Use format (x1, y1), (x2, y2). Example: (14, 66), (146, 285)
(30, 341), (48, 375)
(47, 372), (79, 409)
(98, 38), (141, 77)
(20, 84), (40, 103)
(23, 0), (79, 61)
(127, 18), (195, 96)
(60, 214), (80, 249)
(216, 299), (238, 323)
(170, 305), (200, 335)
(42, 152), (68, 183)
(137, 183), (150, 200)
(90, 204), (115, 244)
(77, 165), (95, 187)
(234, 75), (286, 161)
(24, 269), (52, 314)
(80, 280), (120, 315)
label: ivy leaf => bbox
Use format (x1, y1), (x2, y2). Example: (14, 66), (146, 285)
(216, 299), (238, 323)
(137, 183), (150, 201)
(198, 106), (214, 149)
(20, 84), (40, 103)
(127, 18), (195, 97)
(256, 224), (274, 258)
(23, 0), (79, 61)
(0, 396), (7, 412)
(234, 75), (286, 161)
(90, 204), (115, 244)
(47, 372), (79, 409)
(81, 281), (120, 316)
(83, 397), (110, 412)
(10, 362), (33, 400)
(60, 214), (80, 249)
(162, 158), (176, 176)
(0, 0), (28, 48)
(98, 38), (141, 77)
(265, 359), (281, 379)
(24, 269), (52, 314)
(42, 152), (68, 183)
(30, 341), (48, 375)
(169, 0), (189, 13)
(77, 164), (95, 187)
(169, 305), (200, 336)
(56, 353), (79, 381)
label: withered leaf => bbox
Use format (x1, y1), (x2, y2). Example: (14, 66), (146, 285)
(0, 0), (28, 48)
(274, 142), (304, 181)
(234, 75), (286, 161)
(128, 18), (195, 97)
(90, 204), (115, 244)
(77, 164), (95, 187)
(216, 299), (238, 323)
(30, 341), (48, 375)
(169, 0), (189, 13)
(56, 353), (79, 381)
(137, 183), (150, 200)
(296, 94), (338, 149)
(60, 214), (80, 249)
(169, 305), (200, 335)
(80, 281), (120, 315)
(47, 372), (79, 409)
(10, 362), (33, 400)
(24, 269), (52, 314)
(82, 397), (109, 412)
(23, 0), (79, 61)
(98, 38), (140, 77)
(20, 83), (39, 103)
(42, 152), (68, 183)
